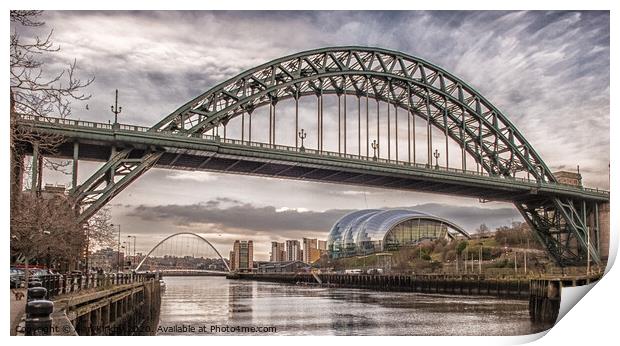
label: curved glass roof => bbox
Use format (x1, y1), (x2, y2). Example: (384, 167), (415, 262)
(355, 209), (432, 244)
(327, 209), (380, 249)
(327, 209), (470, 254)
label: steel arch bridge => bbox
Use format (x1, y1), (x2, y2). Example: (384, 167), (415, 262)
(13, 46), (609, 267)
(134, 232), (230, 272)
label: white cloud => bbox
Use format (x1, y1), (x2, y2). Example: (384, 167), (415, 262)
(167, 172), (218, 183)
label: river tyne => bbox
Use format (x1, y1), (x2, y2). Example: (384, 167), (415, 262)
(155, 276), (551, 336)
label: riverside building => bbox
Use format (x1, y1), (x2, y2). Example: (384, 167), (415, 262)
(327, 209), (469, 259)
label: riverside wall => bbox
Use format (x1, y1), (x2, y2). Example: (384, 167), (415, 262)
(37, 273), (161, 336)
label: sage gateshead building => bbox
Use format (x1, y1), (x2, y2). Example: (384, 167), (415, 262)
(327, 209), (470, 258)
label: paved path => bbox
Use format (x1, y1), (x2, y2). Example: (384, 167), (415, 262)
(10, 288), (26, 336)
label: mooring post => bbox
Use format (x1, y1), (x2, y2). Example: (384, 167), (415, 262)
(25, 283), (53, 336)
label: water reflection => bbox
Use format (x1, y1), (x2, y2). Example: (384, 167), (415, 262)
(228, 281), (253, 317)
(157, 276), (551, 336)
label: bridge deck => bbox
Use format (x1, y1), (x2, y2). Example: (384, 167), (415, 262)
(16, 115), (609, 202)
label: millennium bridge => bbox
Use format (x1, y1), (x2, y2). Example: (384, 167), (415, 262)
(12, 46), (609, 267)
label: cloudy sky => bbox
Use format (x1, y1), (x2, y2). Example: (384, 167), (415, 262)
(14, 11), (609, 260)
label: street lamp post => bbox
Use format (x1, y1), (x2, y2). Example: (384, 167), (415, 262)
(464, 248), (468, 274)
(111, 224), (121, 272)
(479, 243), (483, 274)
(514, 251), (518, 274)
(525, 238), (529, 275)
(122, 241), (128, 270)
(455, 252), (459, 274)
(371, 140), (379, 161)
(125, 241), (131, 266)
(298, 128), (307, 152)
(127, 235), (137, 269)
(111, 89), (122, 125)
(433, 149), (440, 169)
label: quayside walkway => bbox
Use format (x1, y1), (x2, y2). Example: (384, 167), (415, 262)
(14, 273), (161, 336)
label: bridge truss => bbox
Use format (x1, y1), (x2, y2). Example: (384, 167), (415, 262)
(13, 46), (609, 267)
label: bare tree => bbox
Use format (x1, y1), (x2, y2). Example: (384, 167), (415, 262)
(86, 207), (117, 250)
(11, 194), (120, 271)
(10, 10), (93, 120)
(477, 223), (490, 237)
(10, 11), (95, 273)
(11, 193), (83, 270)
(10, 10), (94, 194)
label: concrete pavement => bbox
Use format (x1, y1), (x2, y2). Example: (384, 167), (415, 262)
(10, 288), (26, 336)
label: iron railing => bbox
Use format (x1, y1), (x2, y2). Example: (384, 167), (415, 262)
(34, 272), (158, 299)
(17, 114), (609, 196)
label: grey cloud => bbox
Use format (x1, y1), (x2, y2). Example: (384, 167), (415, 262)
(129, 201), (348, 234)
(18, 11), (609, 255)
(16, 11), (608, 188)
(128, 200), (522, 236)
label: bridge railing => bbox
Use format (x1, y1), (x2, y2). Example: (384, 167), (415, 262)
(583, 187), (607, 194)
(34, 272), (158, 300)
(208, 135), (594, 190)
(17, 114), (609, 196)
(18, 114), (116, 130)
(119, 124), (150, 132)
(209, 134), (502, 177)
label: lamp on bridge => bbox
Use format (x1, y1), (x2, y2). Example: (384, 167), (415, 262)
(298, 128), (307, 152)
(433, 149), (440, 169)
(371, 140), (379, 161)
(110, 89), (122, 126)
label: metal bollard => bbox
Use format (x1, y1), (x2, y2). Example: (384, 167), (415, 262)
(45, 275), (52, 291)
(48, 275), (55, 298)
(54, 274), (61, 297)
(64, 275), (70, 294)
(28, 278), (42, 288)
(27, 286), (47, 301)
(25, 289), (54, 336)
(69, 275), (74, 293)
